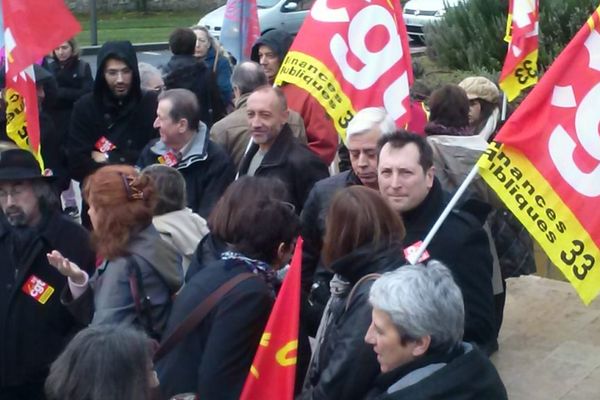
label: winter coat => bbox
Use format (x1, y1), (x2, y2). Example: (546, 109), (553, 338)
(209, 91), (308, 169)
(0, 212), (95, 388)
(428, 134), (535, 280)
(63, 224), (182, 339)
(300, 244), (405, 400)
(402, 178), (496, 353)
(367, 342), (507, 400)
(162, 54), (226, 129)
(300, 170), (362, 292)
(153, 208), (209, 275)
(67, 41), (159, 182)
(47, 56), (93, 144)
(156, 257), (274, 399)
(238, 124), (329, 213)
(137, 124), (236, 218)
(203, 46), (233, 106)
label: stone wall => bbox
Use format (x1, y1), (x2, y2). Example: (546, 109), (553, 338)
(67, 0), (226, 14)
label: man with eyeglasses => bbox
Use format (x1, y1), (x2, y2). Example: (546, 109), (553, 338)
(0, 149), (95, 399)
(67, 40), (159, 226)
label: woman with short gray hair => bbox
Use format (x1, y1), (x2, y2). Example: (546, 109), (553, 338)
(364, 261), (507, 399)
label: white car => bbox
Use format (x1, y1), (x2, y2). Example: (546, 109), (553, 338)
(402, 0), (462, 42)
(198, 0), (315, 40)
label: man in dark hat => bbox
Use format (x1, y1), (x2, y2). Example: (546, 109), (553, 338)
(0, 149), (95, 399)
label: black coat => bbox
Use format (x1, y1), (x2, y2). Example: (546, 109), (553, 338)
(367, 343), (507, 400)
(162, 55), (226, 129)
(300, 170), (361, 291)
(238, 124), (329, 213)
(402, 178), (496, 352)
(301, 243), (405, 400)
(137, 129), (235, 218)
(156, 258), (273, 399)
(67, 41), (159, 182)
(0, 212), (95, 388)
(47, 57), (94, 144)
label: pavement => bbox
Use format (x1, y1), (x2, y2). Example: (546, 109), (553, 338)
(491, 275), (600, 399)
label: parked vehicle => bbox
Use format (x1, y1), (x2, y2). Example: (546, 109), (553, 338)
(198, 0), (315, 40)
(402, 0), (462, 42)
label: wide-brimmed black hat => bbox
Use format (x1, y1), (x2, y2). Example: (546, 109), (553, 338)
(0, 149), (54, 181)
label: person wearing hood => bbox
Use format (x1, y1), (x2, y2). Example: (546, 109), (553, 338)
(251, 29), (339, 165)
(67, 41), (159, 203)
(141, 164), (209, 276)
(47, 165), (182, 340)
(137, 88), (235, 218)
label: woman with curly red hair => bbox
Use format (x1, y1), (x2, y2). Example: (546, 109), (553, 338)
(47, 165), (182, 339)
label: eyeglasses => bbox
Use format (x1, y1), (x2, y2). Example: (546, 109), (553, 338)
(0, 185), (28, 200)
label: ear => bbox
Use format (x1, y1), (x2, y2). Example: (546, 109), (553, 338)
(425, 166), (435, 189)
(178, 118), (189, 132)
(412, 335), (431, 357)
(272, 242), (292, 270)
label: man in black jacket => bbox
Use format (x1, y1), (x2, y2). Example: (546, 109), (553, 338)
(137, 88), (235, 218)
(0, 149), (95, 399)
(238, 86), (329, 213)
(300, 108), (396, 310)
(377, 130), (497, 354)
(67, 40), (159, 226)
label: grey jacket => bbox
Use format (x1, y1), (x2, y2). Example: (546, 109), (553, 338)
(64, 224), (182, 338)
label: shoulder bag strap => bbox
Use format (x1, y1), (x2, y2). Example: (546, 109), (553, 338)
(127, 256), (160, 339)
(344, 273), (382, 312)
(153, 272), (256, 362)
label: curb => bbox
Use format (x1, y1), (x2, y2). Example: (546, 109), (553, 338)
(81, 42), (169, 56)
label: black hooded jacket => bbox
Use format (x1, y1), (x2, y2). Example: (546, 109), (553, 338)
(67, 41), (159, 182)
(250, 29), (294, 64)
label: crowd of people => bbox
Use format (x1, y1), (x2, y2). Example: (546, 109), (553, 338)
(0, 24), (539, 400)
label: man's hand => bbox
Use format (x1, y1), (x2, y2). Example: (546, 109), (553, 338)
(91, 150), (108, 163)
(47, 250), (87, 285)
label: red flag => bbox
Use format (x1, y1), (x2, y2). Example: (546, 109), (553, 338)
(478, 6), (600, 304)
(499, 0), (539, 101)
(220, 0), (260, 63)
(240, 237), (303, 400)
(274, 1), (413, 142)
(3, 0), (81, 166)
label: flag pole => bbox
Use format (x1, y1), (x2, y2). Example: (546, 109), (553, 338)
(501, 92), (508, 121)
(407, 164), (480, 264)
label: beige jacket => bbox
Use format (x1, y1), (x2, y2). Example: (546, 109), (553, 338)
(210, 92), (307, 169)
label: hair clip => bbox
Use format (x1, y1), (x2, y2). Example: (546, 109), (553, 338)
(119, 173), (144, 200)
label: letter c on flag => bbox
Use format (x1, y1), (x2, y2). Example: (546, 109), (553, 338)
(275, 340), (298, 367)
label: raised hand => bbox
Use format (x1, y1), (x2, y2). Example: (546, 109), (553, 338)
(47, 250), (87, 285)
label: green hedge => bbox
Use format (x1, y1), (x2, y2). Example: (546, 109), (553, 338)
(425, 0), (599, 74)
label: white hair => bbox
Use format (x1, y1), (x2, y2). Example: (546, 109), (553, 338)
(346, 107), (396, 140)
(369, 260), (464, 352)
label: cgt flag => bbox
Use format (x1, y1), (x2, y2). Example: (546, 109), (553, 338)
(240, 237), (303, 400)
(220, 0), (260, 63)
(499, 0), (539, 101)
(274, 0), (413, 142)
(478, 6), (600, 304)
(3, 0), (81, 168)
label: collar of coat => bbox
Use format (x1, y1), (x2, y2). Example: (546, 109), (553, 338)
(240, 123), (296, 172)
(150, 122), (209, 169)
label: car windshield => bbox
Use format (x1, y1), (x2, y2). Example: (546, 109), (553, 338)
(257, 0), (280, 8)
